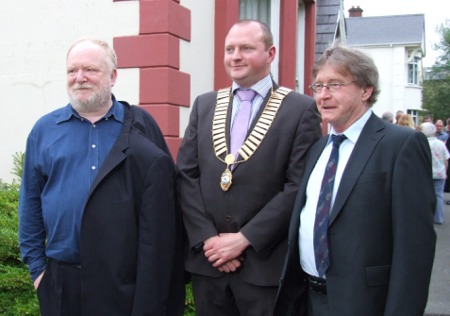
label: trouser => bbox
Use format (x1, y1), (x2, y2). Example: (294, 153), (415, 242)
(192, 273), (278, 316)
(36, 258), (82, 316)
(434, 179), (445, 224)
(307, 286), (330, 316)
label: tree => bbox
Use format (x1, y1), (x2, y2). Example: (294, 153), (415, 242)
(422, 19), (450, 121)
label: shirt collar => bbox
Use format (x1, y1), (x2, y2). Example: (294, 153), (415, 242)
(231, 74), (273, 99)
(328, 109), (372, 145)
(57, 95), (124, 124)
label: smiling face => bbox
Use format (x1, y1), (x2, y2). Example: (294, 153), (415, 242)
(66, 40), (117, 113)
(223, 21), (275, 88)
(314, 63), (373, 133)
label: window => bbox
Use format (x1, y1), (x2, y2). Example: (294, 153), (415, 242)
(240, 0), (271, 25)
(408, 56), (420, 85)
(407, 110), (419, 126)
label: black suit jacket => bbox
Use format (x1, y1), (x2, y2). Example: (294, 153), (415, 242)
(274, 113), (437, 315)
(177, 84), (322, 286)
(79, 103), (185, 315)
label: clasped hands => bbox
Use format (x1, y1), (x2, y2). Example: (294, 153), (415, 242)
(203, 232), (250, 273)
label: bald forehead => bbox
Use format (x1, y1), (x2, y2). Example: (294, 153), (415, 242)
(67, 41), (106, 59)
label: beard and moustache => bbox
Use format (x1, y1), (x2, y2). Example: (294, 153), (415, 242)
(68, 83), (111, 113)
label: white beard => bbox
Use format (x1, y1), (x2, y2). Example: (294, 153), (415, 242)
(68, 84), (111, 113)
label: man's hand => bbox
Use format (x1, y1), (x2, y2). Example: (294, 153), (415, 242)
(34, 271), (45, 290)
(204, 232), (250, 268)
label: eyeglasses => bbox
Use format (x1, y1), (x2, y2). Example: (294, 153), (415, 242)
(309, 81), (355, 93)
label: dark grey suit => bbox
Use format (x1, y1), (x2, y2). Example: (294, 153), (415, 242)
(177, 84), (322, 287)
(274, 113), (437, 316)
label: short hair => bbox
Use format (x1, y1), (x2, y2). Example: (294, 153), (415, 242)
(421, 122), (436, 138)
(382, 111), (394, 122)
(233, 20), (274, 50)
(312, 45), (380, 106)
(67, 38), (117, 73)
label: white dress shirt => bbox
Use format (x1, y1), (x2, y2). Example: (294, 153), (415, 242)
(299, 109), (372, 277)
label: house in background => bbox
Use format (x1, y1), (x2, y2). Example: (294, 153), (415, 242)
(346, 6), (426, 125)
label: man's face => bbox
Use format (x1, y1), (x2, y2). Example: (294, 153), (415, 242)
(66, 41), (117, 113)
(313, 64), (373, 133)
(436, 120), (444, 133)
(223, 22), (275, 88)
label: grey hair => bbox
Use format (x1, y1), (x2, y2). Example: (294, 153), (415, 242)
(420, 122), (436, 138)
(312, 45), (380, 106)
(67, 37), (117, 73)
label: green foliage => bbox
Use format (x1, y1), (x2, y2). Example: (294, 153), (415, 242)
(423, 19), (450, 121)
(11, 152), (25, 183)
(0, 180), (40, 316)
(184, 282), (196, 315)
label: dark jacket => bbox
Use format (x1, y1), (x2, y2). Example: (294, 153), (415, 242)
(79, 102), (185, 315)
(177, 85), (322, 286)
(274, 114), (436, 316)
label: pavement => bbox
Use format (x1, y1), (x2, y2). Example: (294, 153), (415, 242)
(424, 192), (450, 316)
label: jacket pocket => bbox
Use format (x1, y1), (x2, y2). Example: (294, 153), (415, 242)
(365, 265), (390, 287)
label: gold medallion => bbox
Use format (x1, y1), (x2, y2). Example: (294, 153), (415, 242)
(220, 168), (233, 191)
(225, 154), (235, 165)
(212, 86), (292, 191)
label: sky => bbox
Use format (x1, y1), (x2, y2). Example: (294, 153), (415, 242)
(343, 0), (448, 67)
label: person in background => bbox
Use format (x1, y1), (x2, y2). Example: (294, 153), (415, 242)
(394, 110), (404, 124)
(381, 111), (394, 123)
(435, 119), (449, 143)
(397, 113), (416, 129)
(445, 118), (450, 193)
(274, 45), (436, 316)
(421, 122), (450, 224)
(177, 20), (322, 316)
(18, 38), (185, 316)
(423, 115), (433, 123)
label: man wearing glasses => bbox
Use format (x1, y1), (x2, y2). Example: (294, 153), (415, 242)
(274, 45), (436, 315)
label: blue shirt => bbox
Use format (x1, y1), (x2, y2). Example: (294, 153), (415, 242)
(435, 131), (449, 143)
(19, 98), (124, 281)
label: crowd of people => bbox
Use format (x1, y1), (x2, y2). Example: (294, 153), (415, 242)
(382, 111), (450, 224)
(18, 20), (440, 316)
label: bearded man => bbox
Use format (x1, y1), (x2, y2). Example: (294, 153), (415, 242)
(18, 38), (185, 316)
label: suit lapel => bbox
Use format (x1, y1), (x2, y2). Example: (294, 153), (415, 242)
(288, 137), (328, 242)
(329, 113), (385, 225)
(88, 104), (131, 196)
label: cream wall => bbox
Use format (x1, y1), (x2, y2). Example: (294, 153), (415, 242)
(0, 1), (139, 183)
(179, 0), (215, 138)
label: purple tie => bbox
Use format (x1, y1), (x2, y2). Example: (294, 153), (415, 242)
(314, 134), (347, 278)
(230, 89), (256, 156)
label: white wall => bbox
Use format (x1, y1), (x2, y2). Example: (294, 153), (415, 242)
(179, 0), (215, 138)
(0, 0), (139, 183)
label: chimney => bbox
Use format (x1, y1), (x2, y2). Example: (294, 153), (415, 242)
(348, 6), (363, 18)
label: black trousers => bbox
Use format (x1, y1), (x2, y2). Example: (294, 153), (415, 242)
(307, 287), (329, 316)
(36, 259), (81, 316)
(192, 273), (278, 316)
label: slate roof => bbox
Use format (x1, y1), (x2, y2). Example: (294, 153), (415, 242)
(315, 0), (343, 60)
(346, 14), (425, 46)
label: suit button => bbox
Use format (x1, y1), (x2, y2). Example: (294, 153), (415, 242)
(225, 215), (231, 221)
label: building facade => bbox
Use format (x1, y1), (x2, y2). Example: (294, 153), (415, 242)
(2, 0), (346, 182)
(346, 8), (426, 125)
